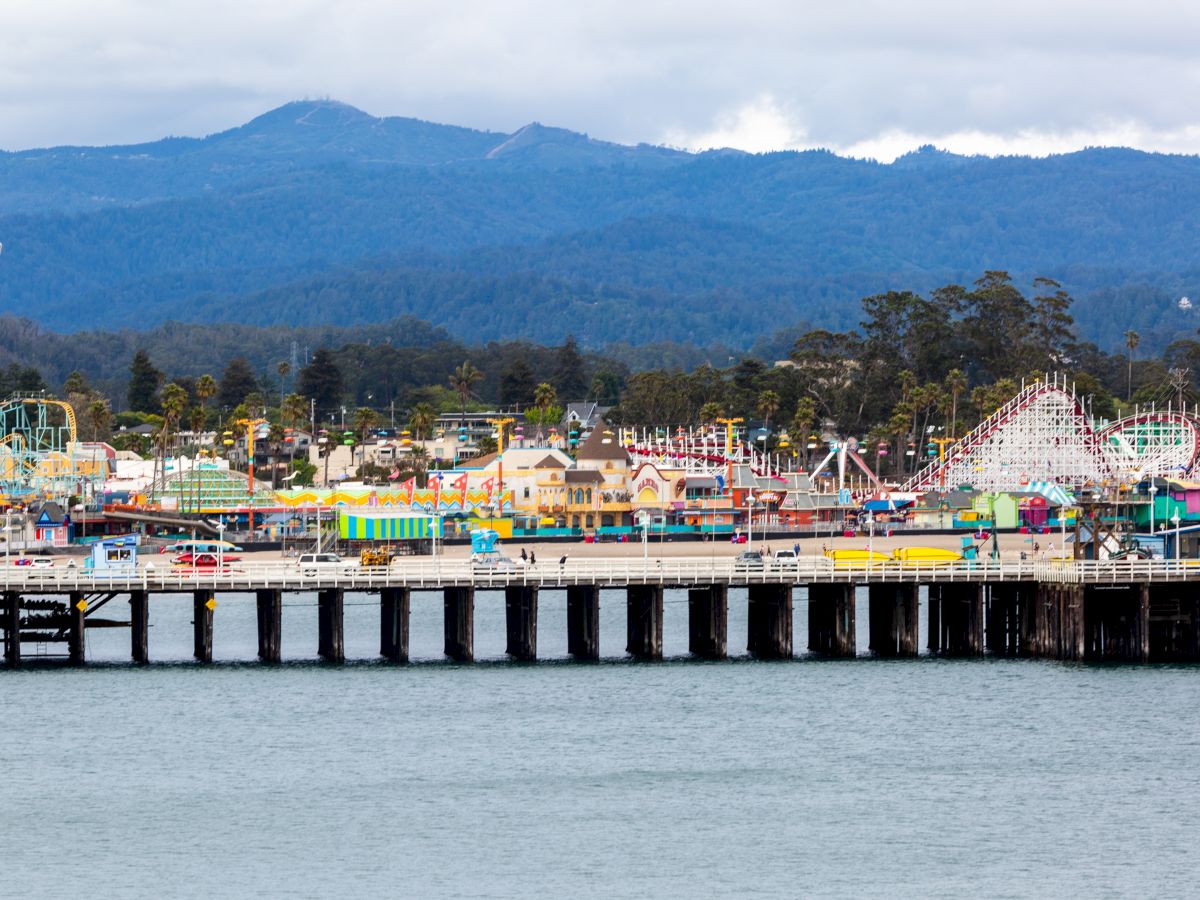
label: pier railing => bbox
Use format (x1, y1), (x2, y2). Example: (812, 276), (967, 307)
(4, 557), (1200, 591)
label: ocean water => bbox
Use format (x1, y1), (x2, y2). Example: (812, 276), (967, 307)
(2, 588), (1197, 898)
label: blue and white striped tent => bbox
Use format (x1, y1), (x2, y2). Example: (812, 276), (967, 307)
(339, 511), (442, 540)
(1027, 481), (1074, 507)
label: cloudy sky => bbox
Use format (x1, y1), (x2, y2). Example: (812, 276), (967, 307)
(3, 0), (1198, 160)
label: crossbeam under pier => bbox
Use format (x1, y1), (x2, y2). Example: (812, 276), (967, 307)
(807, 583), (856, 657)
(688, 585), (728, 659)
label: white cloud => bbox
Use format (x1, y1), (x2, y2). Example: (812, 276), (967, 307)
(3, 0), (1200, 158)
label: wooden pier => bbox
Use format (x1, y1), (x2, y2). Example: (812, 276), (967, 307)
(1, 558), (1198, 666)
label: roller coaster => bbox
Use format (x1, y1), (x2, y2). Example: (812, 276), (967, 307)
(0, 395), (102, 501)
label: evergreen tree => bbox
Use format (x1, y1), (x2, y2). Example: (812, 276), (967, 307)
(553, 335), (587, 400)
(218, 357), (258, 410)
(127, 349), (162, 413)
(297, 347), (345, 414)
(499, 358), (536, 407)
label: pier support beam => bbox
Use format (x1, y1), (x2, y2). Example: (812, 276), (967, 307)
(747, 583), (792, 659)
(505, 585), (538, 661)
(129, 590), (148, 664)
(1084, 584), (1149, 662)
(688, 584), (728, 659)
(868, 583), (919, 657)
(985, 584), (1026, 657)
(67, 591), (86, 666)
(567, 585), (600, 661)
(443, 586), (474, 662)
(317, 588), (345, 663)
(380, 588), (410, 662)
(1035, 584), (1085, 660)
(256, 589), (282, 663)
(3, 591), (19, 666)
(1146, 584), (1200, 662)
(928, 583), (984, 656)
(193, 590), (214, 663)
(626, 584), (663, 661)
(808, 583), (856, 657)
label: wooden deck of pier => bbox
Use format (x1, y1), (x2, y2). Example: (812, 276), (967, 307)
(2, 559), (1198, 666)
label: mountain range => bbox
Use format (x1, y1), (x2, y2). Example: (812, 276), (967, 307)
(2, 99), (1198, 353)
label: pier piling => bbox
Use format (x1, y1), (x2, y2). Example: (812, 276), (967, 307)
(688, 584), (728, 659)
(443, 586), (474, 662)
(626, 584), (663, 660)
(317, 588), (345, 663)
(807, 583), (856, 657)
(567, 585), (600, 660)
(129, 590), (149, 664)
(3, 591), (18, 665)
(193, 590), (214, 663)
(256, 589), (282, 663)
(1147, 585), (1200, 661)
(929, 583), (984, 656)
(868, 583), (919, 657)
(504, 585), (538, 661)
(747, 583), (793, 659)
(380, 587), (410, 662)
(1084, 584), (1149, 662)
(68, 591), (86, 665)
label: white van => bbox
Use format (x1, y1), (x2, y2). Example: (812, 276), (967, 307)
(296, 552), (356, 576)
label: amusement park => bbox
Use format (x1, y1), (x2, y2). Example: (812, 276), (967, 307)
(5, 373), (1200, 567)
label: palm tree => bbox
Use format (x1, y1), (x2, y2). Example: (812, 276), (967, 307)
(530, 382), (558, 441)
(699, 401), (723, 425)
(1124, 330), (1140, 401)
(757, 389), (781, 430)
(267, 422), (286, 489)
(277, 361), (291, 406)
(195, 374), (217, 431)
(86, 399), (111, 441)
(944, 368), (967, 438)
(409, 402), (437, 440)
(352, 407), (381, 467)
(449, 360), (484, 429)
(158, 382), (189, 491)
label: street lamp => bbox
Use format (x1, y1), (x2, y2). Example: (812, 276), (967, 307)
(215, 519), (226, 570)
(1149, 482), (1158, 534)
(1171, 511), (1182, 561)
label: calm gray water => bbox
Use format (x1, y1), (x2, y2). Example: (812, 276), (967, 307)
(2, 588), (1197, 898)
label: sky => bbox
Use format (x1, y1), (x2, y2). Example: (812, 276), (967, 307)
(2, 0), (1199, 160)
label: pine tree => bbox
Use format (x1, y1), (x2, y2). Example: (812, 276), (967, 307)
(296, 347), (344, 414)
(553, 335), (587, 400)
(127, 349), (162, 413)
(218, 357), (258, 410)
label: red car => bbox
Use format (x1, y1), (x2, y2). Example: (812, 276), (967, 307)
(172, 552), (241, 568)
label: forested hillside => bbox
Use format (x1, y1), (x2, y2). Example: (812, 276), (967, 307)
(2, 100), (1199, 352)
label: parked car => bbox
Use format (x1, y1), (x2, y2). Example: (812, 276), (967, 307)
(172, 552), (239, 570)
(771, 549), (799, 569)
(296, 552), (357, 576)
(15, 556), (57, 577)
(471, 551), (520, 573)
(734, 550), (765, 570)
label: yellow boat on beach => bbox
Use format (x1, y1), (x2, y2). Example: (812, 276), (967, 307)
(891, 547), (963, 566)
(825, 549), (891, 568)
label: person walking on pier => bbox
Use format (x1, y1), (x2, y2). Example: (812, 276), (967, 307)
(529, 551), (536, 565)
(520, 548), (528, 564)
(559, 554), (567, 569)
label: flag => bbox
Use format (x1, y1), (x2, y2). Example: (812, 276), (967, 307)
(451, 474), (468, 493)
(480, 477), (495, 496)
(388, 467), (400, 480)
(401, 477), (415, 505)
